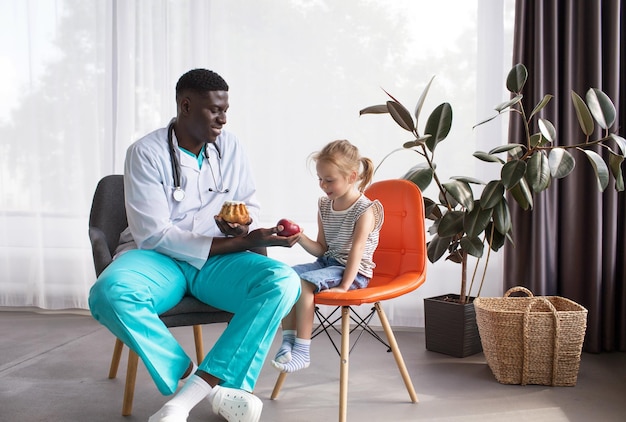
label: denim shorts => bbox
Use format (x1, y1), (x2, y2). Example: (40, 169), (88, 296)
(292, 255), (370, 292)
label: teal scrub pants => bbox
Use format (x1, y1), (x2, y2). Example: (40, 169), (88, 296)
(89, 249), (300, 395)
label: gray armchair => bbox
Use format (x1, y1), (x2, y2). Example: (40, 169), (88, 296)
(88, 174), (233, 416)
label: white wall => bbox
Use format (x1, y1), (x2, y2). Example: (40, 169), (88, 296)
(0, 0), (515, 323)
(204, 0), (515, 327)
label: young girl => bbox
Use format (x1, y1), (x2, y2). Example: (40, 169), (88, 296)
(272, 139), (384, 373)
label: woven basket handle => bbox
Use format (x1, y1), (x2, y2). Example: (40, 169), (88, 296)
(521, 297), (561, 386)
(504, 286), (534, 297)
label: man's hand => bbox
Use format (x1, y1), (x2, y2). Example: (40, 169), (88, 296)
(209, 224), (301, 256)
(214, 215), (251, 237)
(246, 226), (301, 248)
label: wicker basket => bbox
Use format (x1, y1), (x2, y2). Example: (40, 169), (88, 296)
(474, 286), (588, 386)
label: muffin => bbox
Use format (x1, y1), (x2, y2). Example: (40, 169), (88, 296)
(218, 201), (251, 225)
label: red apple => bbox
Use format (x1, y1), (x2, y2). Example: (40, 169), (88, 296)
(276, 218), (301, 236)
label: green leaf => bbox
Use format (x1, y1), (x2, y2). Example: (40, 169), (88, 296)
(526, 151), (551, 192)
(495, 94), (524, 112)
(414, 75), (435, 128)
(464, 202), (492, 238)
(438, 210), (466, 237)
(509, 145), (525, 159)
(404, 161), (433, 173)
(489, 144), (524, 155)
(460, 236), (484, 258)
(610, 134), (626, 156)
(442, 180), (474, 211)
(548, 148), (576, 178)
(529, 133), (545, 148)
(382, 88), (403, 104)
(374, 148), (405, 175)
(473, 113), (499, 129)
(485, 222), (507, 251)
(586, 88), (616, 130)
(506, 64), (528, 93)
(608, 151), (625, 191)
(578, 148), (609, 191)
(403, 136), (430, 149)
(571, 91), (594, 136)
(446, 250), (463, 263)
(359, 104), (389, 115)
(501, 159), (527, 189)
(480, 180), (505, 209)
(451, 175), (485, 185)
(424, 102), (453, 152)
(423, 197), (442, 220)
(427, 234), (453, 263)
(387, 101), (415, 132)
(538, 118), (556, 144)
(492, 198), (512, 234)
(473, 151), (505, 164)
(529, 94), (553, 120)
(403, 165), (434, 192)
(427, 219), (439, 235)
(439, 189), (459, 208)
(509, 178), (533, 210)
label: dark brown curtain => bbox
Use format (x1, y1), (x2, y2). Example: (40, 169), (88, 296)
(505, 0), (626, 352)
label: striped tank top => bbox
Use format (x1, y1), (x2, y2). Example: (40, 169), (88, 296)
(318, 194), (384, 278)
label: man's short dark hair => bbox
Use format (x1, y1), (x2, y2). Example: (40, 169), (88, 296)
(176, 69), (229, 96)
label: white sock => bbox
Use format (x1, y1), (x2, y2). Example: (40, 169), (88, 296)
(150, 375), (212, 421)
(274, 330), (296, 363)
(272, 338), (310, 373)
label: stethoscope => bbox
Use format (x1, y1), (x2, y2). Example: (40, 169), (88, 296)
(167, 120), (229, 202)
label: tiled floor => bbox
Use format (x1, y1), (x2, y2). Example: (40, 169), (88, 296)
(1, 310), (625, 422)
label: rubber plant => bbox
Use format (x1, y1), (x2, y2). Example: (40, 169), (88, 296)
(361, 63), (625, 304)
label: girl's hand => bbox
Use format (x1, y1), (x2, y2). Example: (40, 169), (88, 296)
(326, 286), (349, 293)
(246, 227), (301, 248)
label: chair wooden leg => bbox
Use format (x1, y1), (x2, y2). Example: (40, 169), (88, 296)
(122, 349), (139, 416)
(192, 325), (204, 363)
(375, 302), (418, 403)
(339, 306), (350, 422)
(108, 338), (124, 379)
(271, 371), (288, 400)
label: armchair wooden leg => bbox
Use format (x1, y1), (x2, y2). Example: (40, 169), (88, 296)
(339, 306), (350, 422)
(375, 302), (418, 403)
(271, 372), (288, 399)
(192, 325), (204, 363)
(122, 349), (139, 416)
(108, 338), (124, 379)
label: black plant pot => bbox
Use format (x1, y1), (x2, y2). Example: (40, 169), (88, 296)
(424, 294), (482, 358)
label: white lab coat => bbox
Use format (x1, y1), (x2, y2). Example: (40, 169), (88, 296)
(116, 123), (261, 270)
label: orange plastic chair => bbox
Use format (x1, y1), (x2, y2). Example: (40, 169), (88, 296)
(270, 179), (427, 422)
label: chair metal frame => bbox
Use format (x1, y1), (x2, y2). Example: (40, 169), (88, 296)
(312, 305), (392, 356)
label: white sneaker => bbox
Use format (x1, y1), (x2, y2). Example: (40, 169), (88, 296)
(210, 385), (263, 422)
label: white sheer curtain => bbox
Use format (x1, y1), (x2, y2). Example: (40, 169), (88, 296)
(0, 0), (514, 327)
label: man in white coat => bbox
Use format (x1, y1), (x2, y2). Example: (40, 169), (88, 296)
(89, 68), (301, 422)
